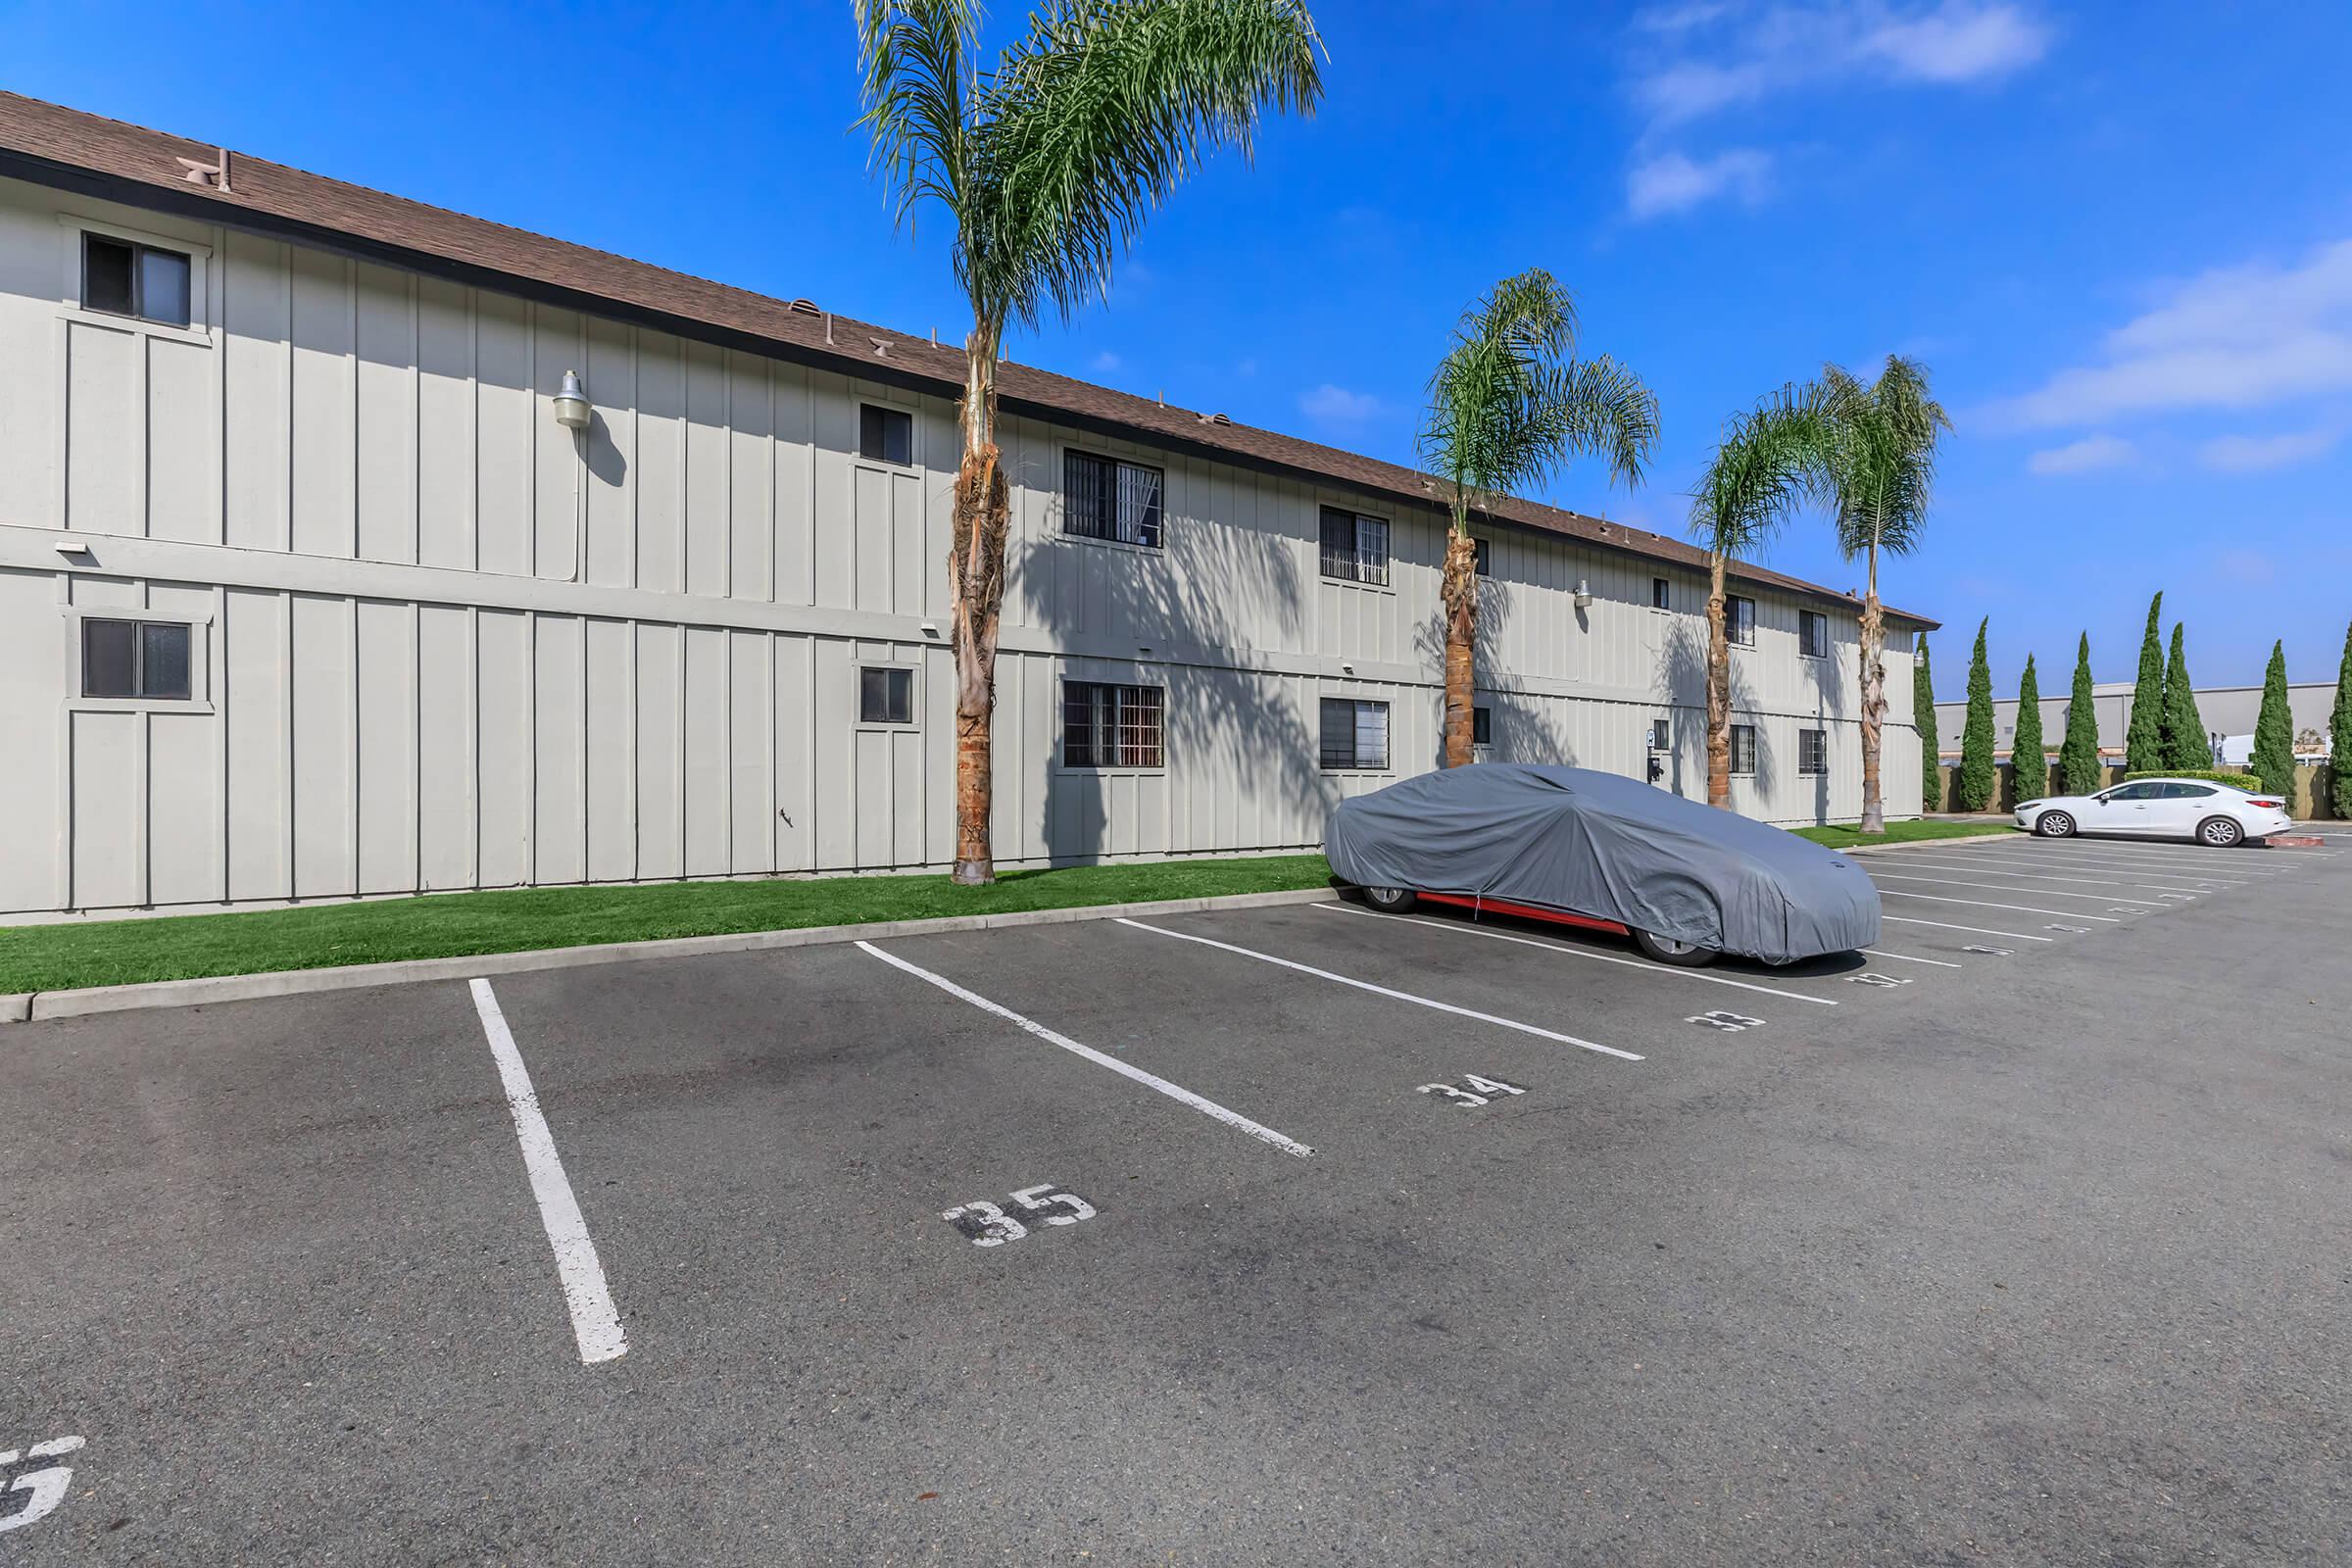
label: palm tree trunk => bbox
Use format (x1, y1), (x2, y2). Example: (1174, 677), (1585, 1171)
(1441, 525), (1479, 767)
(951, 325), (1010, 885)
(1706, 549), (1731, 809)
(1857, 541), (1886, 834)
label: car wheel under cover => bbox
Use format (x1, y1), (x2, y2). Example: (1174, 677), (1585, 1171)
(1361, 885), (1418, 912)
(2035, 810), (2076, 838)
(2197, 815), (2244, 848)
(1635, 928), (1719, 967)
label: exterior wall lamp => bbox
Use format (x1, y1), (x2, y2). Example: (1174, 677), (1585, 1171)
(553, 369), (592, 431)
(1574, 579), (1593, 610)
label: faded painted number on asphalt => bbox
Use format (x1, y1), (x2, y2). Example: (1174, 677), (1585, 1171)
(2044, 924), (2088, 934)
(943, 1184), (1097, 1248)
(1960, 945), (2014, 956)
(1687, 1010), (1765, 1032)
(1419, 1074), (1528, 1108)
(0, 1437), (84, 1534)
(1848, 973), (1912, 988)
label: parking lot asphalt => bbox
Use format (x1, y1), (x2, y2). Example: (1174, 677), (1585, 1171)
(4, 833), (2348, 1565)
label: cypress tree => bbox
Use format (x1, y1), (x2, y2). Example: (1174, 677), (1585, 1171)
(2331, 618), (2352, 818)
(2161, 622), (2211, 769)
(2250, 640), (2295, 798)
(2059, 631), (2102, 795)
(2125, 591), (2165, 771)
(1915, 637), (1937, 810)
(2012, 655), (2046, 802)
(1957, 618), (1997, 810)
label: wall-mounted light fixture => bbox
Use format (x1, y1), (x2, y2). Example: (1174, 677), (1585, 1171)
(1573, 579), (1593, 610)
(553, 369), (592, 431)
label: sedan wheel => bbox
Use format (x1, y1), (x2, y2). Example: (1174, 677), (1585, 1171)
(2034, 809), (2076, 838)
(2197, 815), (2244, 849)
(1635, 928), (1719, 967)
(1361, 885), (1418, 912)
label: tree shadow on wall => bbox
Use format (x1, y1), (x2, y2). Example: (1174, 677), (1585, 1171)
(1660, 619), (1774, 805)
(1008, 515), (1330, 863)
(1406, 535), (1538, 770)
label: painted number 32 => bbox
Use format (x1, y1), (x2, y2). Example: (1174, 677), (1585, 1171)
(943, 1184), (1098, 1248)
(1419, 1074), (1528, 1108)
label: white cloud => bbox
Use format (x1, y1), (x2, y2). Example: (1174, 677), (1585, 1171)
(1626, 148), (1773, 219)
(2197, 422), (2346, 473)
(1992, 239), (2352, 428)
(1089, 350), (1122, 374)
(1299, 384), (1381, 424)
(2027, 434), (2135, 475)
(1629, 2), (2051, 128)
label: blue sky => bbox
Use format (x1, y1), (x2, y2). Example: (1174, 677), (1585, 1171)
(9, 1), (2351, 697)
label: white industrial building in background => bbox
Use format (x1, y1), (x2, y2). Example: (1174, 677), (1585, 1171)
(0, 94), (1935, 919)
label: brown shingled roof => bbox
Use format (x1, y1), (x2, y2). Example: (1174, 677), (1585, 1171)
(0, 90), (1935, 628)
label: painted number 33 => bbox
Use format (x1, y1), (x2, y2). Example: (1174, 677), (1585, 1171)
(944, 1184), (1098, 1248)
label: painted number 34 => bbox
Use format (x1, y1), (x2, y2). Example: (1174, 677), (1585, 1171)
(1419, 1074), (1528, 1108)
(944, 1184), (1098, 1248)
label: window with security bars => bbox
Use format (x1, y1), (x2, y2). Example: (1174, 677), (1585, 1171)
(1799, 610), (1829, 659)
(1318, 508), (1390, 584)
(1798, 728), (1828, 775)
(1728, 595), (1756, 648)
(1730, 723), (1758, 776)
(1063, 451), (1164, 548)
(1062, 681), (1164, 767)
(1320, 699), (1390, 770)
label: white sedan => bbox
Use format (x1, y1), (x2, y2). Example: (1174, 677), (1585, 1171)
(2015, 778), (2294, 848)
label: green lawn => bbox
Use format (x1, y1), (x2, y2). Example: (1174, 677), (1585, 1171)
(1791, 818), (2016, 851)
(0, 856), (1335, 996)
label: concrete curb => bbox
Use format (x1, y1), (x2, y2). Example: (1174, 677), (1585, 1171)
(8, 887), (1340, 1024)
(1838, 829), (2022, 858)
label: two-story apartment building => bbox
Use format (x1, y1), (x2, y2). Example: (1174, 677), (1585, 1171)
(0, 94), (1935, 918)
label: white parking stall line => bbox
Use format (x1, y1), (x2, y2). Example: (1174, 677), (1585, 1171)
(1114, 918), (1643, 1061)
(1859, 948), (1962, 967)
(1952, 848), (2257, 879)
(1869, 871), (2166, 906)
(1884, 915), (2053, 942)
(1879, 890), (2123, 920)
(1880, 857), (2224, 894)
(1314, 902), (1838, 1005)
(2031, 844), (2286, 871)
(858, 941), (1314, 1158)
(467, 978), (629, 1366)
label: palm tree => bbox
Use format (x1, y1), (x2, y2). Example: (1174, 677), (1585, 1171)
(1816, 356), (1950, 834)
(1690, 386), (1831, 808)
(1418, 270), (1655, 767)
(855, 0), (1323, 883)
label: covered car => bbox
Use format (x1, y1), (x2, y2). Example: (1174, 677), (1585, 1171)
(1325, 763), (1880, 965)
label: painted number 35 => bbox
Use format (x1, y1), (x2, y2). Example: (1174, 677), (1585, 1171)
(1419, 1074), (1528, 1108)
(943, 1184), (1098, 1248)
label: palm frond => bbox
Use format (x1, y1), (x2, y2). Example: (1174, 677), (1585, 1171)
(968, 0), (1324, 330)
(854, 0), (982, 235)
(1689, 384), (1834, 562)
(1416, 269), (1657, 529)
(1818, 353), (1951, 560)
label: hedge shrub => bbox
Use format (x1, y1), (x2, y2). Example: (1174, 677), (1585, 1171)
(2121, 769), (2263, 792)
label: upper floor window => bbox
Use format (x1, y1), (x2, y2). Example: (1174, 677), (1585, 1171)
(858, 664), (914, 726)
(859, 404), (912, 466)
(1473, 537), (1491, 576)
(83, 232), (190, 329)
(1649, 717), (1670, 752)
(1064, 451), (1163, 549)
(1472, 706), (1493, 746)
(1799, 610), (1830, 659)
(1798, 728), (1828, 775)
(1063, 680), (1163, 767)
(1652, 577), (1670, 610)
(82, 617), (191, 700)
(1730, 723), (1758, 777)
(1319, 508), (1390, 585)
(1727, 595), (1756, 648)
(1320, 699), (1390, 770)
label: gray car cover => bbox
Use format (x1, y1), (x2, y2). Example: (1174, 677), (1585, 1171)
(1325, 764), (1881, 963)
